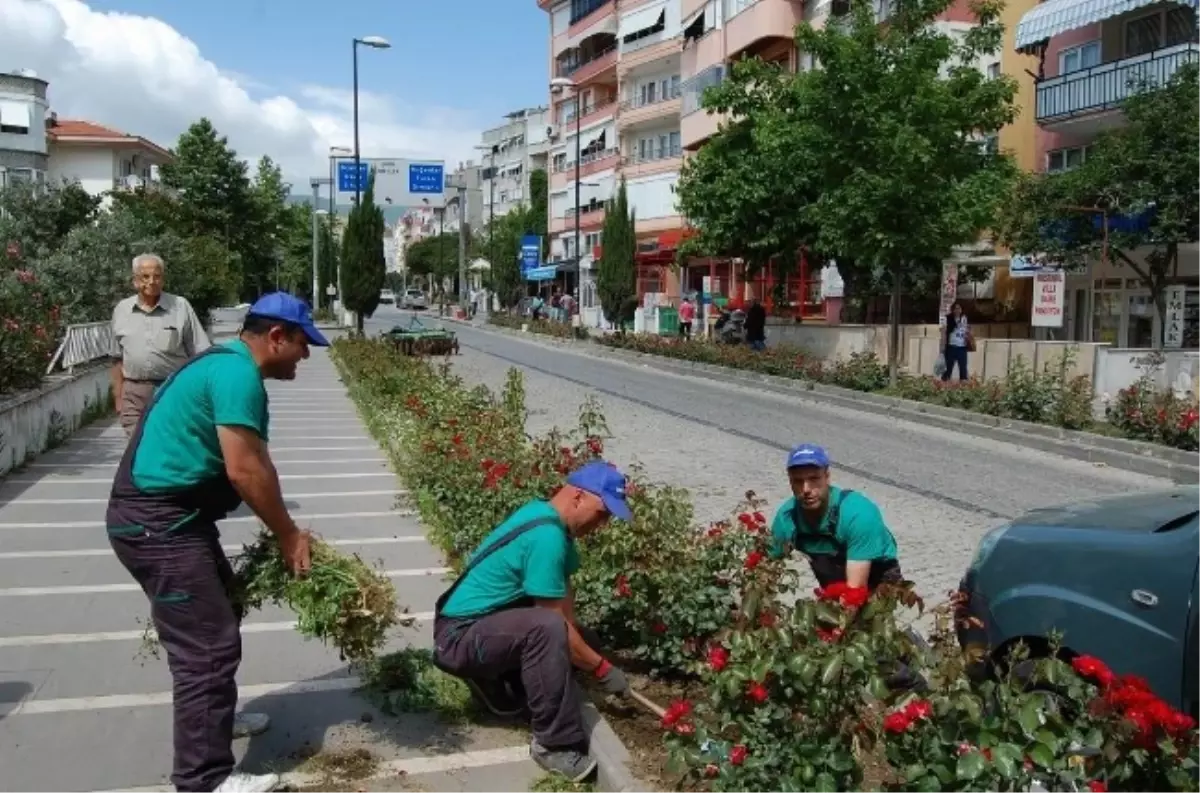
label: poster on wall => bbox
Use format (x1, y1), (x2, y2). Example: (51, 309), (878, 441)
(938, 262), (959, 326)
(1164, 284), (1186, 348)
(1030, 271), (1066, 328)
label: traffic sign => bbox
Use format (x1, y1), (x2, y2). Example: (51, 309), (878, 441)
(408, 164), (443, 194)
(337, 161), (369, 192)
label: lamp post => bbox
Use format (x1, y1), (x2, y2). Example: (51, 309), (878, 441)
(550, 77), (583, 300)
(328, 145), (352, 315)
(310, 178), (329, 307)
(474, 144), (500, 299)
(351, 36), (390, 206)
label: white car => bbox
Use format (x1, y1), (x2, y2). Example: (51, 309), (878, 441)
(379, 289), (396, 305)
(401, 289), (427, 310)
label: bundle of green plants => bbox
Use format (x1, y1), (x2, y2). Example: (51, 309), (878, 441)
(358, 647), (474, 721)
(232, 529), (404, 665)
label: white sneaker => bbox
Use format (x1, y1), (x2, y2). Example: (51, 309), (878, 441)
(213, 771), (280, 793)
(232, 711), (270, 738)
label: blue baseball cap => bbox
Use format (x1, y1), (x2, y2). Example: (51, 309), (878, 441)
(566, 460), (633, 522)
(786, 443), (831, 469)
(247, 292), (329, 347)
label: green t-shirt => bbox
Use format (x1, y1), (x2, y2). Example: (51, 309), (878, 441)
(768, 486), (898, 563)
(131, 339), (270, 492)
(440, 499), (580, 619)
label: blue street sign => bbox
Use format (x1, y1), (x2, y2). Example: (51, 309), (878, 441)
(526, 265), (558, 281)
(408, 163), (444, 194)
(520, 234), (541, 274)
(337, 161), (369, 192)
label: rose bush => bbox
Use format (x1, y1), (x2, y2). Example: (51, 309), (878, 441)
(332, 337), (1199, 791)
(488, 311), (589, 340)
(0, 267), (62, 395)
(1106, 377), (1198, 452)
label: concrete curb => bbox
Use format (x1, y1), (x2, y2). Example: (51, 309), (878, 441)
(582, 699), (646, 792)
(456, 317), (1200, 484)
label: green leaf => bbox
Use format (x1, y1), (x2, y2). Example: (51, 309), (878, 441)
(1017, 698), (1043, 736)
(813, 771), (838, 792)
(1028, 742), (1055, 769)
(820, 655), (845, 686)
(956, 751), (986, 780)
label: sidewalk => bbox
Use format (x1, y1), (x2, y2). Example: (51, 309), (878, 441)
(0, 346), (540, 792)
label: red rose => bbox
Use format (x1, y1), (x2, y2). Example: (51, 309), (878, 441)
(661, 699), (692, 728)
(706, 526), (724, 539)
(614, 575), (631, 598)
(704, 763), (720, 778)
(839, 586), (869, 609)
(729, 745), (748, 766)
(744, 550), (765, 570)
(816, 627), (844, 643)
(752, 511), (766, 524)
(1088, 781), (1107, 792)
(903, 699), (933, 721)
(883, 711), (911, 733)
(1071, 655), (1115, 688)
(707, 646), (729, 672)
(1167, 710), (1197, 735)
(674, 721), (694, 736)
(587, 436), (604, 455)
(746, 681), (769, 704)
(758, 612), (776, 628)
(452, 433), (464, 445)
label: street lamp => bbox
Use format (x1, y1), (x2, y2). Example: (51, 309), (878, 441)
(352, 36), (390, 206)
(550, 77), (583, 298)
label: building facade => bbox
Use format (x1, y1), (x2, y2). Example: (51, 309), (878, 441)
(46, 119), (172, 202)
(480, 106), (551, 223)
(0, 69), (50, 189)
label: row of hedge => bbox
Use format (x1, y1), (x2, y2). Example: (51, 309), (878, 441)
(331, 336), (1197, 792)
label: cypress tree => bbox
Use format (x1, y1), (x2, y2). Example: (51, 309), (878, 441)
(597, 178), (636, 328)
(340, 171), (386, 332)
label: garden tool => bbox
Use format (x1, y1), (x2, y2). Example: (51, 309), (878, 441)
(627, 687), (667, 719)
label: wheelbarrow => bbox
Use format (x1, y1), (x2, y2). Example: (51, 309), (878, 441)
(381, 316), (459, 357)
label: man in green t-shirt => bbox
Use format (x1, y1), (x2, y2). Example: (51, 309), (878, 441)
(768, 444), (903, 590)
(433, 461), (634, 783)
(106, 292), (326, 793)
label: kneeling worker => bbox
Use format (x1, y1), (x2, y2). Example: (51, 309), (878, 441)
(433, 461), (634, 782)
(768, 444), (903, 590)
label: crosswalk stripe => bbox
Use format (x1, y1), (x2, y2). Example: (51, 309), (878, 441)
(10, 488), (403, 505)
(0, 509), (412, 530)
(0, 535), (425, 560)
(2, 472), (394, 486)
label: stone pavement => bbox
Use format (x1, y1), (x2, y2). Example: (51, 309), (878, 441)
(0, 345), (541, 792)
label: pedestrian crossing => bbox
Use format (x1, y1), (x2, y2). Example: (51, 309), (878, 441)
(0, 345), (538, 792)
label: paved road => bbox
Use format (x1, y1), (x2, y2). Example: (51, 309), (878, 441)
(365, 306), (1175, 604)
(0, 342), (539, 792)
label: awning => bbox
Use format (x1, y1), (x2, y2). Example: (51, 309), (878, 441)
(0, 101), (31, 130)
(561, 14), (618, 51)
(1015, 0), (1198, 51)
(619, 2), (666, 40)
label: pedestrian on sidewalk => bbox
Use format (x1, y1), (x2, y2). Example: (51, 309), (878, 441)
(941, 301), (972, 381)
(106, 292), (327, 793)
(110, 253), (211, 437)
(678, 295), (696, 339)
(745, 298), (767, 351)
(432, 461), (635, 783)
(768, 444), (903, 590)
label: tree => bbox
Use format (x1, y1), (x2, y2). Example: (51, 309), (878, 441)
(528, 168), (549, 259)
(998, 64), (1199, 348)
(488, 205), (533, 309)
(404, 232), (460, 282)
(340, 172), (386, 332)
(0, 181), (101, 263)
(597, 178), (637, 327)
(245, 155), (291, 299)
(275, 201), (316, 301)
(318, 216), (340, 310)
(786, 0), (1018, 383)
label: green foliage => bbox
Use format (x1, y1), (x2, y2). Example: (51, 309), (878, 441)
(0, 268), (61, 395)
(529, 167), (549, 259)
(487, 311), (590, 340)
(340, 171), (387, 331)
(359, 648), (474, 721)
(0, 181), (101, 263)
(318, 216), (339, 310)
(1105, 351), (1200, 450)
(405, 231), (460, 281)
(597, 178), (636, 325)
(488, 203), (536, 308)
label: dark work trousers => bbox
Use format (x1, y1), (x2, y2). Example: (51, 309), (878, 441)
(110, 526), (241, 792)
(942, 345), (969, 381)
(435, 608), (600, 750)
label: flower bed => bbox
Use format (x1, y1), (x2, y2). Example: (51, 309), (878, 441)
(0, 268), (63, 396)
(488, 311), (590, 340)
(332, 337), (1199, 792)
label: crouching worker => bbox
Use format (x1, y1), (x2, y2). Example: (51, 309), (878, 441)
(433, 461), (634, 782)
(768, 443), (903, 589)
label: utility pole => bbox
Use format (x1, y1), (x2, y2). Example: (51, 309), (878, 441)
(457, 181), (468, 313)
(310, 179), (321, 307)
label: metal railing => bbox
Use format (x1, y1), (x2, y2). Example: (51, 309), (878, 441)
(565, 203), (606, 218)
(1036, 42), (1198, 122)
(556, 44), (617, 78)
(557, 97), (617, 126)
(620, 88), (682, 111)
(623, 145), (683, 165)
(681, 65), (726, 116)
(551, 147), (620, 173)
(46, 321), (113, 375)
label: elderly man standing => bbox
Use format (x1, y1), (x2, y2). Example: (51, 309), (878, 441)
(111, 253), (211, 436)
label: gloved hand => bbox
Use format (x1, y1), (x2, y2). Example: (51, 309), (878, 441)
(594, 658), (630, 697)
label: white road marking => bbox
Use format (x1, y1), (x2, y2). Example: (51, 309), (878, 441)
(71, 435), (367, 445)
(0, 611), (435, 648)
(3, 472), (394, 486)
(0, 567), (448, 597)
(94, 745), (534, 792)
(24, 457), (385, 469)
(0, 509), (413, 530)
(9, 488), (403, 505)
(0, 535), (424, 560)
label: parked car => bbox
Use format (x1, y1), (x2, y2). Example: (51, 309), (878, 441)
(401, 289), (427, 310)
(956, 486), (1199, 716)
(379, 289), (395, 305)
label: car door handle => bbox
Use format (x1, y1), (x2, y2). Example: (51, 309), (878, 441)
(1131, 589), (1158, 607)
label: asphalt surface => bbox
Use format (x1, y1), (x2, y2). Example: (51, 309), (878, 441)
(0, 339), (539, 792)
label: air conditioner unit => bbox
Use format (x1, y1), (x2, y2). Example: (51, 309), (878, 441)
(547, 125), (558, 139)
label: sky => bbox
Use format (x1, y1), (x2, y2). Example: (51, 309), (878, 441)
(1, 0), (549, 191)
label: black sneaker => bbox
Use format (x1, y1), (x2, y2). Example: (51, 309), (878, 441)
(530, 740), (598, 783)
(465, 677), (525, 718)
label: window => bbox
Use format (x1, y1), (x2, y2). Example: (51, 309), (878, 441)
(1125, 7), (1198, 57)
(1059, 41), (1100, 74)
(1046, 145), (1091, 172)
(0, 100), (32, 135)
(986, 62), (1001, 80)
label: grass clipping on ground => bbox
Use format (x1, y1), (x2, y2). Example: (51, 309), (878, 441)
(234, 529), (407, 665)
(359, 648), (475, 722)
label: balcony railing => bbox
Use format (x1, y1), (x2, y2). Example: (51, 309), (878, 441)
(1035, 42), (1198, 122)
(620, 89), (682, 111)
(557, 97), (617, 126)
(623, 145), (683, 165)
(551, 147), (620, 173)
(681, 65), (726, 116)
(556, 44), (617, 78)
(565, 203), (606, 218)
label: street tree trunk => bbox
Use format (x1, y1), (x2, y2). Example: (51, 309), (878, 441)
(888, 265), (902, 387)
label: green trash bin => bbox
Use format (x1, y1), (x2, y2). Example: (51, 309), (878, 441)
(657, 307), (679, 336)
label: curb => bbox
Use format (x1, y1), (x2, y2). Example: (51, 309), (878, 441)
(457, 318), (1199, 484)
(582, 699), (645, 792)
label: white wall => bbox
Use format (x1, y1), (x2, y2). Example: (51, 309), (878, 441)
(0, 94), (47, 159)
(47, 147), (115, 197)
(552, 1), (571, 35)
(625, 172), (679, 219)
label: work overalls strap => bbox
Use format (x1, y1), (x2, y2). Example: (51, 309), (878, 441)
(433, 516), (564, 662)
(106, 345), (245, 537)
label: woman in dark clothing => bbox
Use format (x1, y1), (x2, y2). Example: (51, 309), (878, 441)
(941, 301), (971, 381)
(745, 299), (767, 351)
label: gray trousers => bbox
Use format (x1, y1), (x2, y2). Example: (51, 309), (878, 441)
(434, 608), (599, 749)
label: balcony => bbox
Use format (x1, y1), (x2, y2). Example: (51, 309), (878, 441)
(723, 0), (803, 60)
(619, 92), (682, 129)
(621, 144), (683, 178)
(1035, 42), (1198, 132)
(558, 44), (618, 83)
(569, 0), (613, 29)
(556, 97), (618, 130)
(552, 147), (621, 176)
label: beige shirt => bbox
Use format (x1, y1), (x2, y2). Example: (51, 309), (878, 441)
(110, 292), (211, 381)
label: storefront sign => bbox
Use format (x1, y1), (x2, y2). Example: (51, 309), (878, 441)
(1030, 271), (1066, 328)
(1009, 254), (1058, 278)
(1164, 284), (1186, 348)
(938, 263), (959, 327)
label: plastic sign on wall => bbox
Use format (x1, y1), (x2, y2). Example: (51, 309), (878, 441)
(1164, 284), (1186, 348)
(938, 262), (959, 326)
(1030, 271), (1066, 328)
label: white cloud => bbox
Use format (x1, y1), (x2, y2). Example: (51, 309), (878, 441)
(0, 0), (484, 188)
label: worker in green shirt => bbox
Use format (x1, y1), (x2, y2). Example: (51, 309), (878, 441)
(768, 444), (903, 590)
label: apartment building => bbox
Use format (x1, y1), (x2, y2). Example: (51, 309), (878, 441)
(480, 106), (551, 223)
(0, 69), (49, 189)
